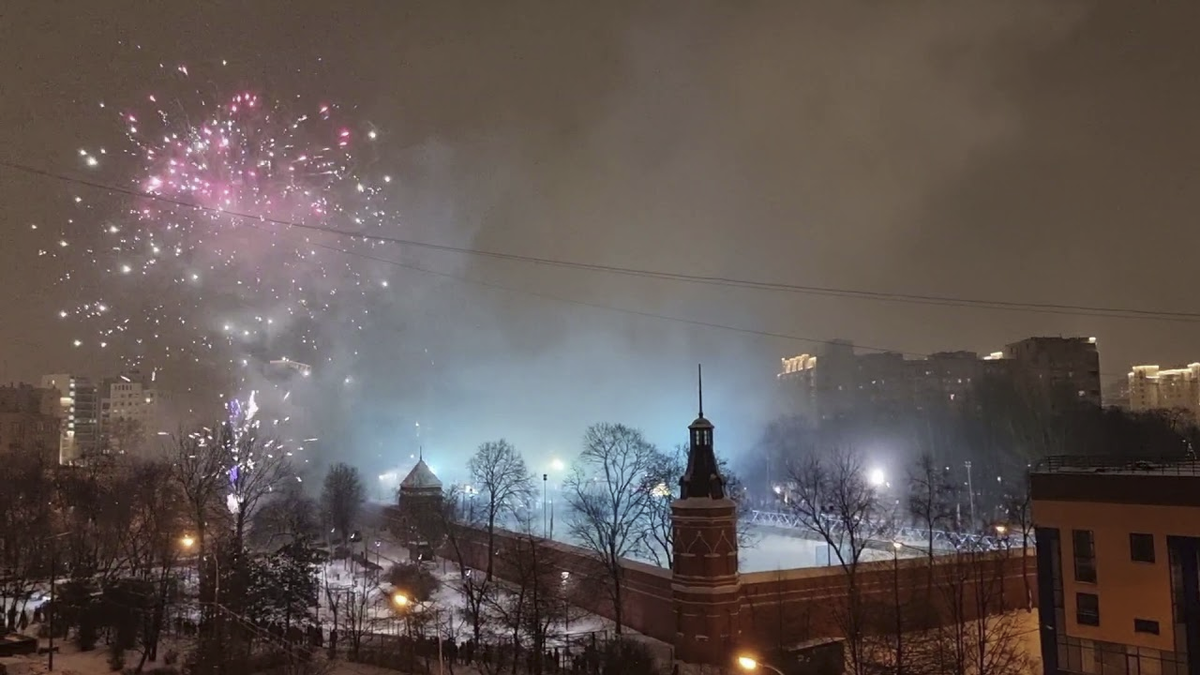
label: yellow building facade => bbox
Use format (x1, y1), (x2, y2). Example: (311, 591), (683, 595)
(1032, 457), (1200, 675)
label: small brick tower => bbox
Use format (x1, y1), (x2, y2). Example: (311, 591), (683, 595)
(671, 365), (741, 667)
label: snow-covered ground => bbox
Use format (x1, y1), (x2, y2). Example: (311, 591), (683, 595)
(739, 529), (921, 572)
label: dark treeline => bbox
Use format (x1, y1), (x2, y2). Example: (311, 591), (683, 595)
(747, 375), (1199, 521)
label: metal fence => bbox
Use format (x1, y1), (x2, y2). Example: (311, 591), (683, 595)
(350, 629), (617, 674)
(747, 509), (1027, 552)
(1034, 455), (1200, 476)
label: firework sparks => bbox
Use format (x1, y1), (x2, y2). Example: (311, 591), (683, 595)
(41, 67), (402, 399)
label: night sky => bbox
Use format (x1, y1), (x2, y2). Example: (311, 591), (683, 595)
(3, 2), (1200, 479)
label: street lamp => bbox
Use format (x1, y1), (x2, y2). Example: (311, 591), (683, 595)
(736, 655), (784, 674)
(392, 592), (442, 675)
(46, 531), (71, 672)
(892, 541), (903, 673)
(964, 461), (976, 528)
(868, 468), (886, 488)
(181, 534), (195, 549)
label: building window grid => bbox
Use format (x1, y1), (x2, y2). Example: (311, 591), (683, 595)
(1074, 529), (1098, 583)
(1131, 533), (1156, 564)
(1057, 636), (1188, 675)
(1077, 592), (1101, 627)
(1134, 618), (1160, 635)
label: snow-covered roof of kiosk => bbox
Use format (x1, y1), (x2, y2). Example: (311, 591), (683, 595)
(400, 458), (443, 491)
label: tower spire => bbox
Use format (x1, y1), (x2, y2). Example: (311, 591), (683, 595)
(680, 365), (723, 499)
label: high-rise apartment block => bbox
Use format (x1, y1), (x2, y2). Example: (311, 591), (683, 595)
(1005, 336), (1102, 407)
(778, 336), (1102, 421)
(41, 373), (100, 463)
(0, 383), (65, 464)
(98, 368), (161, 454)
(1128, 364), (1200, 417)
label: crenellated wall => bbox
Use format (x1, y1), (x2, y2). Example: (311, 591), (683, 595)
(442, 524), (1037, 657)
(738, 551), (1036, 653)
(442, 525), (677, 643)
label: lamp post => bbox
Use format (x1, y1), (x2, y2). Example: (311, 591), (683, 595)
(736, 655), (785, 674)
(393, 592), (442, 675)
(892, 541), (903, 675)
(542, 473), (548, 539)
(995, 524), (1011, 611)
(46, 531), (71, 672)
(964, 461), (976, 529)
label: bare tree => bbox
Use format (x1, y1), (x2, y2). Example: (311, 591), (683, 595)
(564, 422), (658, 634)
(340, 574), (377, 662)
(321, 462), (366, 543)
(931, 547), (1034, 675)
(439, 486), (496, 644)
(56, 453), (130, 583)
(1002, 477), (1035, 613)
(221, 423), (295, 551)
(640, 447), (685, 568)
(907, 452), (958, 567)
(167, 428), (227, 557)
(98, 416), (148, 457)
(166, 417), (293, 643)
(720, 456), (761, 552)
(251, 481), (322, 549)
(0, 454), (54, 631)
(783, 449), (891, 675)
(488, 531), (575, 675)
(468, 439), (533, 581)
(121, 460), (188, 669)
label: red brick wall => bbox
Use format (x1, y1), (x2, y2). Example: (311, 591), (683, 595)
(442, 526), (676, 642)
(738, 550), (1037, 651)
(445, 526), (1036, 653)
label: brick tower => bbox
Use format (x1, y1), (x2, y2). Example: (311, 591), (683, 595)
(671, 366), (741, 667)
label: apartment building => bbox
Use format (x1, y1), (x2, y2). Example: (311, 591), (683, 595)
(1128, 364), (1200, 418)
(778, 336), (1101, 422)
(0, 383), (64, 464)
(41, 373), (100, 462)
(1032, 456), (1200, 674)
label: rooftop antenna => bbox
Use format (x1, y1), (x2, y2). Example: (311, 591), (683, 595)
(697, 363), (704, 418)
(419, 445), (423, 461)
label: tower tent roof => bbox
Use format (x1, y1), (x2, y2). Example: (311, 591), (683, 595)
(400, 458), (443, 491)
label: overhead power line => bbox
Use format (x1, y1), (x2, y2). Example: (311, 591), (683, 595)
(5, 159), (1200, 326)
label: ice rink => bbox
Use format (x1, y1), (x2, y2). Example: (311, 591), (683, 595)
(738, 526), (919, 573)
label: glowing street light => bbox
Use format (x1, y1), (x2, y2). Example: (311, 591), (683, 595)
(995, 524), (1008, 536)
(736, 656), (784, 674)
(180, 535), (196, 549)
(392, 591), (443, 674)
(867, 467), (886, 487)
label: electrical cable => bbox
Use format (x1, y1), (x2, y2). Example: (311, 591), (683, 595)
(4, 159), (1199, 324)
